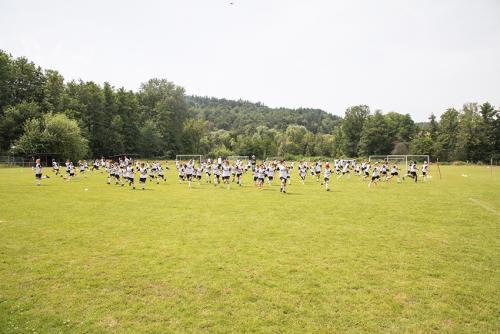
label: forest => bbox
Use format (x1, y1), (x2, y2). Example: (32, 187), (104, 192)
(0, 50), (498, 162)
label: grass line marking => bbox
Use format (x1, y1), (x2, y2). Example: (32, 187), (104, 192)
(469, 198), (500, 217)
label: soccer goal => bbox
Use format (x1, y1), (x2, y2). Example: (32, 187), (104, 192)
(175, 155), (202, 164)
(406, 155), (430, 165)
(368, 155), (389, 163)
(227, 156), (249, 162)
(387, 155), (407, 168)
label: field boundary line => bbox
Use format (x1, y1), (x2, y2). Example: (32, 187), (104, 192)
(469, 198), (500, 217)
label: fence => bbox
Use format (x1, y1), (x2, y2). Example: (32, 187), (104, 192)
(0, 156), (37, 167)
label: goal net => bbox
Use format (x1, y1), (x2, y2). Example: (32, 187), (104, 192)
(227, 156), (249, 162)
(406, 155), (430, 164)
(386, 155), (407, 168)
(368, 155), (389, 163)
(175, 155), (202, 164)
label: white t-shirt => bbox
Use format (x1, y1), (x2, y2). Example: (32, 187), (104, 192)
(279, 165), (287, 179)
(222, 165), (230, 177)
(324, 168), (332, 179)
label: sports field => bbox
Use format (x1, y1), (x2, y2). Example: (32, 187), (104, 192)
(0, 165), (498, 333)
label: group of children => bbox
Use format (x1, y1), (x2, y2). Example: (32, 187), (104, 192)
(35, 156), (430, 192)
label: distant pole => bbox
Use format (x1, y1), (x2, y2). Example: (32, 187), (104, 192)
(437, 158), (442, 179)
(491, 158), (493, 177)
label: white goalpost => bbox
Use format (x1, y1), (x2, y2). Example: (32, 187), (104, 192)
(369, 155), (430, 166)
(405, 155), (430, 165)
(175, 155), (202, 164)
(368, 155), (389, 163)
(386, 155), (407, 167)
(227, 155), (249, 162)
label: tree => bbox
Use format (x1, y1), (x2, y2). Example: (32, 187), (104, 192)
(434, 108), (460, 161)
(455, 103), (485, 162)
(340, 105), (370, 157)
(14, 113), (88, 161)
(428, 113), (438, 140)
(139, 78), (189, 155)
(0, 102), (42, 151)
(138, 120), (162, 158)
(182, 119), (208, 154)
(358, 111), (391, 156)
(284, 125), (308, 155)
(42, 70), (65, 113)
(410, 133), (433, 156)
(478, 102), (498, 160)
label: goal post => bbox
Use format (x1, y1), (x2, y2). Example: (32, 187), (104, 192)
(405, 155), (430, 164)
(370, 154), (430, 167)
(387, 155), (407, 168)
(227, 155), (249, 162)
(175, 155), (202, 164)
(368, 155), (389, 163)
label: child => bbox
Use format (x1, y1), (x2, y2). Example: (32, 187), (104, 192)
(279, 161), (288, 193)
(387, 165), (401, 183)
(324, 163), (332, 191)
(212, 162), (220, 186)
(34, 159), (43, 186)
(368, 164), (380, 188)
(126, 165), (136, 189)
(139, 163), (148, 190)
(221, 160), (231, 189)
(422, 161), (428, 181)
(157, 165), (166, 184)
(52, 159), (60, 176)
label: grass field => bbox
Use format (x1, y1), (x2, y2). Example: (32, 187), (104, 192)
(0, 165), (499, 333)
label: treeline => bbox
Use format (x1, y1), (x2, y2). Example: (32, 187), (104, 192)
(0, 50), (498, 161)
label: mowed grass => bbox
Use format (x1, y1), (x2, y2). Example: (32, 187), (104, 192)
(0, 164), (499, 333)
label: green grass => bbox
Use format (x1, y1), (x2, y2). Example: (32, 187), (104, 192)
(0, 165), (499, 333)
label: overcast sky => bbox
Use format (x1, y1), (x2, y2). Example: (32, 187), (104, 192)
(1, 0), (499, 121)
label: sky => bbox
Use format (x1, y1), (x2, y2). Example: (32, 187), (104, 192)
(1, 0), (499, 121)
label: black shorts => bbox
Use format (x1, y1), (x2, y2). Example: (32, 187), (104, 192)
(70, 172), (75, 176)
(35, 173), (42, 179)
(411, 171), (417, 177)
(371, 175), (380, 181)
(236, 173), (242, 178)
(215, 175), (220, 179)
(268, 176), (273, 180)
(222, 176), (230, 180)
(422, 172), (427, 176)
(179, 175), (184, 179)
(94, 165), (99, 170)
(258, 177), (264, 182)
(115, 175), (120, 179)
(391, 172), (398, 176)
(253, 176), (258, 181)
(197, 175), (202, 179)
(324, 177), (330, 182)
(158, 175), (164, 179)
(139, 178), (146, 183)
(343, 171), (349, 175)
(128, 177), (134, 182)
(280, 177), (287, 181)
(381, 171), (387, 175)
(364, 171), (369, 176)
(186, 174), (193, 180)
